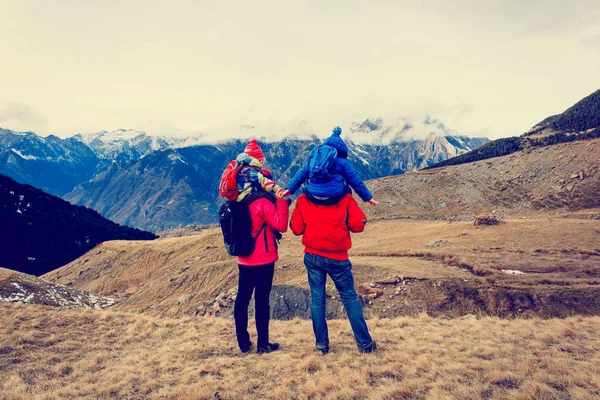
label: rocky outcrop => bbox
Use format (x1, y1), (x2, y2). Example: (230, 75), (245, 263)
(474, 215), (499, 226)
(0, 269), (117, 309)
(194, 285), (345, 320)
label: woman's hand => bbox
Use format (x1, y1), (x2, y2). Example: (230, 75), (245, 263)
(368, 199), (379, 207)
(281, 189), (291, 197)
(276, 188), (286, 200)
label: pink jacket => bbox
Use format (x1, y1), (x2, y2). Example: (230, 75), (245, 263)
(237, 198), (289, 266)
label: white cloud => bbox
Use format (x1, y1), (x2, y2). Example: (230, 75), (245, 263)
(0, 103), (48, 132)
(0, 0), (598, 140)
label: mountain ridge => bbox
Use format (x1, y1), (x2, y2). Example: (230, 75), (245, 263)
(0, 173), (157, 275)
(427, 88), (600, 169)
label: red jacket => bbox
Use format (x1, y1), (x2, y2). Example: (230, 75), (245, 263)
(237, 198), (289, 266)
(290, 194), (366, 261)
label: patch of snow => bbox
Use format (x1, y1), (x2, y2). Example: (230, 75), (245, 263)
(1, 294), (26, 302)
(150, 136), (163, 150)
(10, 148), (39, 160)
(352, 144), (370, 156)
(454, 136), (469, 150)
(100, 129), (146, 142)
(501, 269), (526, 275)
(168, 153), (189, 165)
(172, 135), (207, 148)
(356, 155), (371, 166)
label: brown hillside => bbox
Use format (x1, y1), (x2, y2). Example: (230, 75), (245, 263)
(365, 138), (600, 221)
(2, 303), (600, 399)
(43, 213), (600, 319)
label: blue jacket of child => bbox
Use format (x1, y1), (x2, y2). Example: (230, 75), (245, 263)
(286, 127), (373, 202)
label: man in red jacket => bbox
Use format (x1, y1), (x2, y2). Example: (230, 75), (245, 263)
(290, 193), (376, 354)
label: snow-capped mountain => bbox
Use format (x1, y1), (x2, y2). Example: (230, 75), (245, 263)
(1, 117), (490, 231)
(71, 129), (204, 163)
(0, 128), (100, 196)
(346, 116), (479, 145)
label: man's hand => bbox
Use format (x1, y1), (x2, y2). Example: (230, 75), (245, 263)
(368, 199), (379, 207)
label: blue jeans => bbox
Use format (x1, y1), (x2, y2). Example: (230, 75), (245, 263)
(304, 253), (373, 350)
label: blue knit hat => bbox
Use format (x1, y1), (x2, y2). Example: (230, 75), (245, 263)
(323, 126), (348, 158)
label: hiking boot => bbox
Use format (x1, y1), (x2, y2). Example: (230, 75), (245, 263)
(239, 341), (253, 354)
(359, 341), (377, 353)
(257, 342), (280, 354)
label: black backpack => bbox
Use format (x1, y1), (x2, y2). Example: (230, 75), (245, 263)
(218, 191), (279, 257)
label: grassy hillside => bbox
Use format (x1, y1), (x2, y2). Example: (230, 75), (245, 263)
(1, 304), (599, 399)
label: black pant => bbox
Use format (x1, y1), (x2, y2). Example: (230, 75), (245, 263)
(234, 263), (275, 348)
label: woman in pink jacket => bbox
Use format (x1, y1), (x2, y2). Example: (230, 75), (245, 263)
(234, 142), (289, 354)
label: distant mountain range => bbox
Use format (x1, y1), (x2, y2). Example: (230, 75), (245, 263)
(0, 119), (489, 231)
(64, 134), (488, 231)
(0, 174), (156, 275)
(0, 128), (211, 197)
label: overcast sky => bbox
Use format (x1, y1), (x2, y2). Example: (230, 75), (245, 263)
(1, 0), (599, 140)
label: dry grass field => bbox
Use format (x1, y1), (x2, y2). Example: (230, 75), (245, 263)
(1, 303), (600, 400)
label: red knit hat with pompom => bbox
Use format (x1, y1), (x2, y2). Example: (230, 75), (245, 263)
(244, 139), (265, 162)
